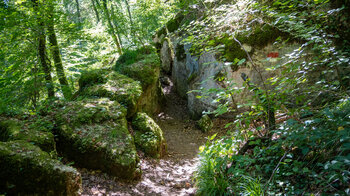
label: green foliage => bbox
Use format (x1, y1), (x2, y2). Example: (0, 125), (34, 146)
(193, 0), (350, 195)
(196, 99), (350, 195)
(78, 69), (108, 90)
(0, 0), (176, 115)
(114, 46), (160, 88)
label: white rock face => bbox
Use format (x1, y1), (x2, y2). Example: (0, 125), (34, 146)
(156, 31), (302, 119)
(160, 40), (172, 74)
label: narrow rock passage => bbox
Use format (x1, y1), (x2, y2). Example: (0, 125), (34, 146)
(81, 78), (210, 196)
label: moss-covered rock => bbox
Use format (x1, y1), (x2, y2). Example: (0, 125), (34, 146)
(0, 119), (56, 154)
(78, 69), (108, 90)
(79, 72), (143, 117)
(115, 48), (165, 115)
(115, 51), (160, 89)
(0, 141), (81, 195)
(55, 98), (127, 126)
(213, 23), (286, 64)
(55, 99), (141, 180)
(166, 12), (185, 33)
(197, 115), (213, 133)
(132, 113), (166, 158)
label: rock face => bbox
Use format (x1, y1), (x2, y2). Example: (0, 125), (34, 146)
(132, 113), (166, 158)
(160, 39), (173, 74)
(79, 69), (143, 118)
(0, 141), (81, 195)
(114, 48), (165, 116)
(154, 6), (303, 119)
(0, 119), (56, 154)
(54, 98), (141, 180)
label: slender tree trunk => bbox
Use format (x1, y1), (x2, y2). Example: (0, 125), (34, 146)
(110, 4), (123, 48)
(102, 0), (123, 55)
(124, 0), (144, 47)
(38, 29), (55, 98)
(47, 17), (72, 99)
(91, 0), (100, 23)
(31, 0), (55, 98)
(63, 0), (69, 13)
(75, 0), (81, 25)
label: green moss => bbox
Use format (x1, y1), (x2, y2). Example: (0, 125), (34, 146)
(79, 73), (142, 117)
(197, 115), (213, 133)
(115, 46), (157, 67)
(134, 131), (159, 158)
(54, 99), (141, 180)
(187, 72), (198, 83)
(132, 113), (166, 158)
(0, 119), (56, 154)
(0, 141), (81, 195)
(237, 23), (284, 47)
(79, 69), (108, 90)
(57, 122), (140, 180)
(219, 35), (247, 63)
(157, 26), (167, 38)
(166, 12), (185, 33)
(117, 53), (160, 89)
(55, 98), (127, 127)
(176, 43), (186, 61)
(204, 23), (286, 64)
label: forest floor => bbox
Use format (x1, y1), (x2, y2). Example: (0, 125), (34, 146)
(80, 78), (229, 196)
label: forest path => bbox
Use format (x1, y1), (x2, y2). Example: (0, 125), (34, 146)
(80, 78), (215, 196)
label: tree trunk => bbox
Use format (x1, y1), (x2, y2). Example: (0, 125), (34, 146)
(75, 0), (81, 25)
(102, 0), (123, 55)
(47, 19), (72, 99)
(31, 0), (55, 98)
(124, 0), (144, 47)
(38, 29), (55, 98)
(110, 4), (123, 48)
(91, 0), (100, 23)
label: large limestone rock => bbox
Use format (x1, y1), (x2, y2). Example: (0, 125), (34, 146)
(79, 70), (143, 117)
(160, 39), (173, 74)
(115, 48), (165, 115)
(54, 98), (141, 180)
(132, 113), (166, 158)
(0, 141), (81, 195)
(0, 119), (56, 153)
(154, 5), (303, 118)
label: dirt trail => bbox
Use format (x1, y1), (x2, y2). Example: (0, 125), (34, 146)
(81, 79), (211, 196)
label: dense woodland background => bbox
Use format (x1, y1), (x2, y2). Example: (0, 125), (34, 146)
(0, 0), (177, 113)
(1, 0), (350, 195)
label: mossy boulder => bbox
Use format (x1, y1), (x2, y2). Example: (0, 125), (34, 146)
(115, 51), (160, 89)
(206, 23), (287, 66)
(54, 98), (127, 127)
(0, 119), (56, 153)
(78, 69), (108, 89)
(79, 71), (143, 117)
(0, 141), (81, 195)
(166, 12), (185, 33)
(55, 99), (141, 180)
(115, 47), (165, 115)
(197, 115), (213, 133)
(132, 113), (166, 158)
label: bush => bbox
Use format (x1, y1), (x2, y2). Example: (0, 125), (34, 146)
(195, 99), (350, 195)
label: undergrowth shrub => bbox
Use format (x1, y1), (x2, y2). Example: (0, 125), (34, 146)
(195, 98), (350, 195)
(192, 0), (350, 195)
